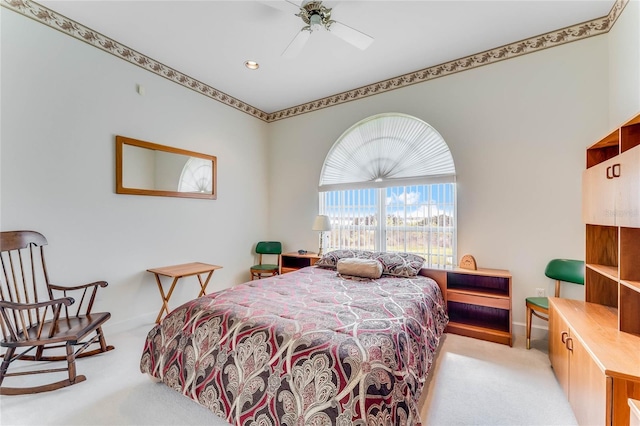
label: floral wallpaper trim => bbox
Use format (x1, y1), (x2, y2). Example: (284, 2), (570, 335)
(2, 0), (269, 121)
(267, 0), (627, 122)
(1, 0), (628, 123)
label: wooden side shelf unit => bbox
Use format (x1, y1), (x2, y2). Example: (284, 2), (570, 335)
(280, 252), (321, 274)
(583, 113), (640, 334)
(423, 267), (512, 346)
(549, 112), (640, 425)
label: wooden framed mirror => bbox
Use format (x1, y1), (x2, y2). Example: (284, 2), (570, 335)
(116, 135), (217, 199)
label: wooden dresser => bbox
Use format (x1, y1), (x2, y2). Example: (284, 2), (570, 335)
(549, 113), (640, 425)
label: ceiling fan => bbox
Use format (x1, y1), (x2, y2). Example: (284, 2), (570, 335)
(274, 0), (374, 58)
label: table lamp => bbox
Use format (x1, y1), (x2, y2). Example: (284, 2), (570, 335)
(312, 215), (331, 256)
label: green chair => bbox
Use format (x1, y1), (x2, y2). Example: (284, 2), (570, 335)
(526, 259), (585, 349)
(250, 241), (282, 280)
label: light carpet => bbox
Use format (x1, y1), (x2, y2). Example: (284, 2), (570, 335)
(0, 323), (577, 425)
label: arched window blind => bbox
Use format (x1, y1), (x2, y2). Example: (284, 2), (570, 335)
(318, 113), (457, 268)
(319, 113), (455, 191)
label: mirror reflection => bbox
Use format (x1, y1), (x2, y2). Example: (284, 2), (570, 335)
(116, 135), (217, 199)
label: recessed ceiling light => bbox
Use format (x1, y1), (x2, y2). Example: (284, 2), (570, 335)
(244, 60), (259, 70)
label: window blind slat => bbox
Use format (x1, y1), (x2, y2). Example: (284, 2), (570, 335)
(319, 113), (455, 189)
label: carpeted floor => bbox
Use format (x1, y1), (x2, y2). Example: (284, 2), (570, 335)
(421, 333), (577, 425)
(0, 324), (577, 425)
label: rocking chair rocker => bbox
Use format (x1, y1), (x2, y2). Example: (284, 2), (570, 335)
(0, 230), (114, 395)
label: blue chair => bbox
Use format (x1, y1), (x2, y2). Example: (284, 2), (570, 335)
(526, 259), (584, 349)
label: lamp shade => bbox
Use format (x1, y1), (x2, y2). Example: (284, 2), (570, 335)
(312, 215), (331, 232)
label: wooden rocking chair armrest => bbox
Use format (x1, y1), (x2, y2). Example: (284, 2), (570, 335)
(0, 296), (74, 310)
(48, 281), (109, 292)
(48, 281), (107, 315)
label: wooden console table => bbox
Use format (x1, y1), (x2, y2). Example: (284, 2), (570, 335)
(147, 262), (222, 323)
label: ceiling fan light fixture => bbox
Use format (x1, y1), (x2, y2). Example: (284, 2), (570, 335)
(309, 13), (323, 31)
(279, 0), (374, 57)
(244, 60), (259, 70)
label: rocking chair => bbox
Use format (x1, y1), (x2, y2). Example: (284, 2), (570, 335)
(0, 230), (114, 395)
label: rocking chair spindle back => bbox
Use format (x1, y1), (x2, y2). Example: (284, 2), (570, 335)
(0, 230), (114, 395)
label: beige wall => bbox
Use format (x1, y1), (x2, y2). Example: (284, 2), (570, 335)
(609, 0), (640, 126)
(267, 29), (632, 335)
(2, 2), (639, 336)
(1, 10), (270, 331)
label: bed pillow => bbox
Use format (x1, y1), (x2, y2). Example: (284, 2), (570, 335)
(315, 249), (375, 270)
(373, 252), (425, 277)
(337, 258), (383, 279)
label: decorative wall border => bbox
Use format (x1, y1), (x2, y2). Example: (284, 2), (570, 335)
(1, 0), (628, 123)
(267, 0), (628, 121)
(1, 0), (269, 121)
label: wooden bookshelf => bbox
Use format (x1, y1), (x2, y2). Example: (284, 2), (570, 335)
(424, 267), (512, 346)
(550, 112), (640, 425)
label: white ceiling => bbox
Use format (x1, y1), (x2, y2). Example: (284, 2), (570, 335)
(38, 0), (615, 114)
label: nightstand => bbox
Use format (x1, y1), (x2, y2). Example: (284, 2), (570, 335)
(280, 252), (321, 274)
(422, 266), (512, 346)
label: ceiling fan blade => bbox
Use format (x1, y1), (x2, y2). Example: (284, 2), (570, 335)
(284, 0), (302, 9)
(282, 28), (312, 58)
(327, 20), (374, 50)
(258, 0), (301, 14)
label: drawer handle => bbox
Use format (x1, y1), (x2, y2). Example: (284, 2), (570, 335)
(561, 331), (568, 344)
(565, 336), (573, 351)
(606, 164), (621, 179)
(613, 163), (621, 178)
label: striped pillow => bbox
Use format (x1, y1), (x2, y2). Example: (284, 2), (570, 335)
(337, 258), (383, 279)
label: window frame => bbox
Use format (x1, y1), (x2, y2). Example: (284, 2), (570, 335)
(318, 113), (457, 268)
(319, 181), (456, 267)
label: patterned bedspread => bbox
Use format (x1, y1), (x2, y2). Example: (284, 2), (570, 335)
(140, 266), (448, 426)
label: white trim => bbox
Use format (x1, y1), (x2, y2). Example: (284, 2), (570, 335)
(319, 174), (456, 192)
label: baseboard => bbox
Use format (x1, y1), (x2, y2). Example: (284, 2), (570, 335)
(512, 321), (549, 341)
(102, 311), (158, 336)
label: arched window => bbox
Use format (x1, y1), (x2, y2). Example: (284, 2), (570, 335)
(319, 113), (456, 267)
(178, 157), (212, 193)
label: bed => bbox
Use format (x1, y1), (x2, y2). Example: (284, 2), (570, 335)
(140, 250), (448, 425)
